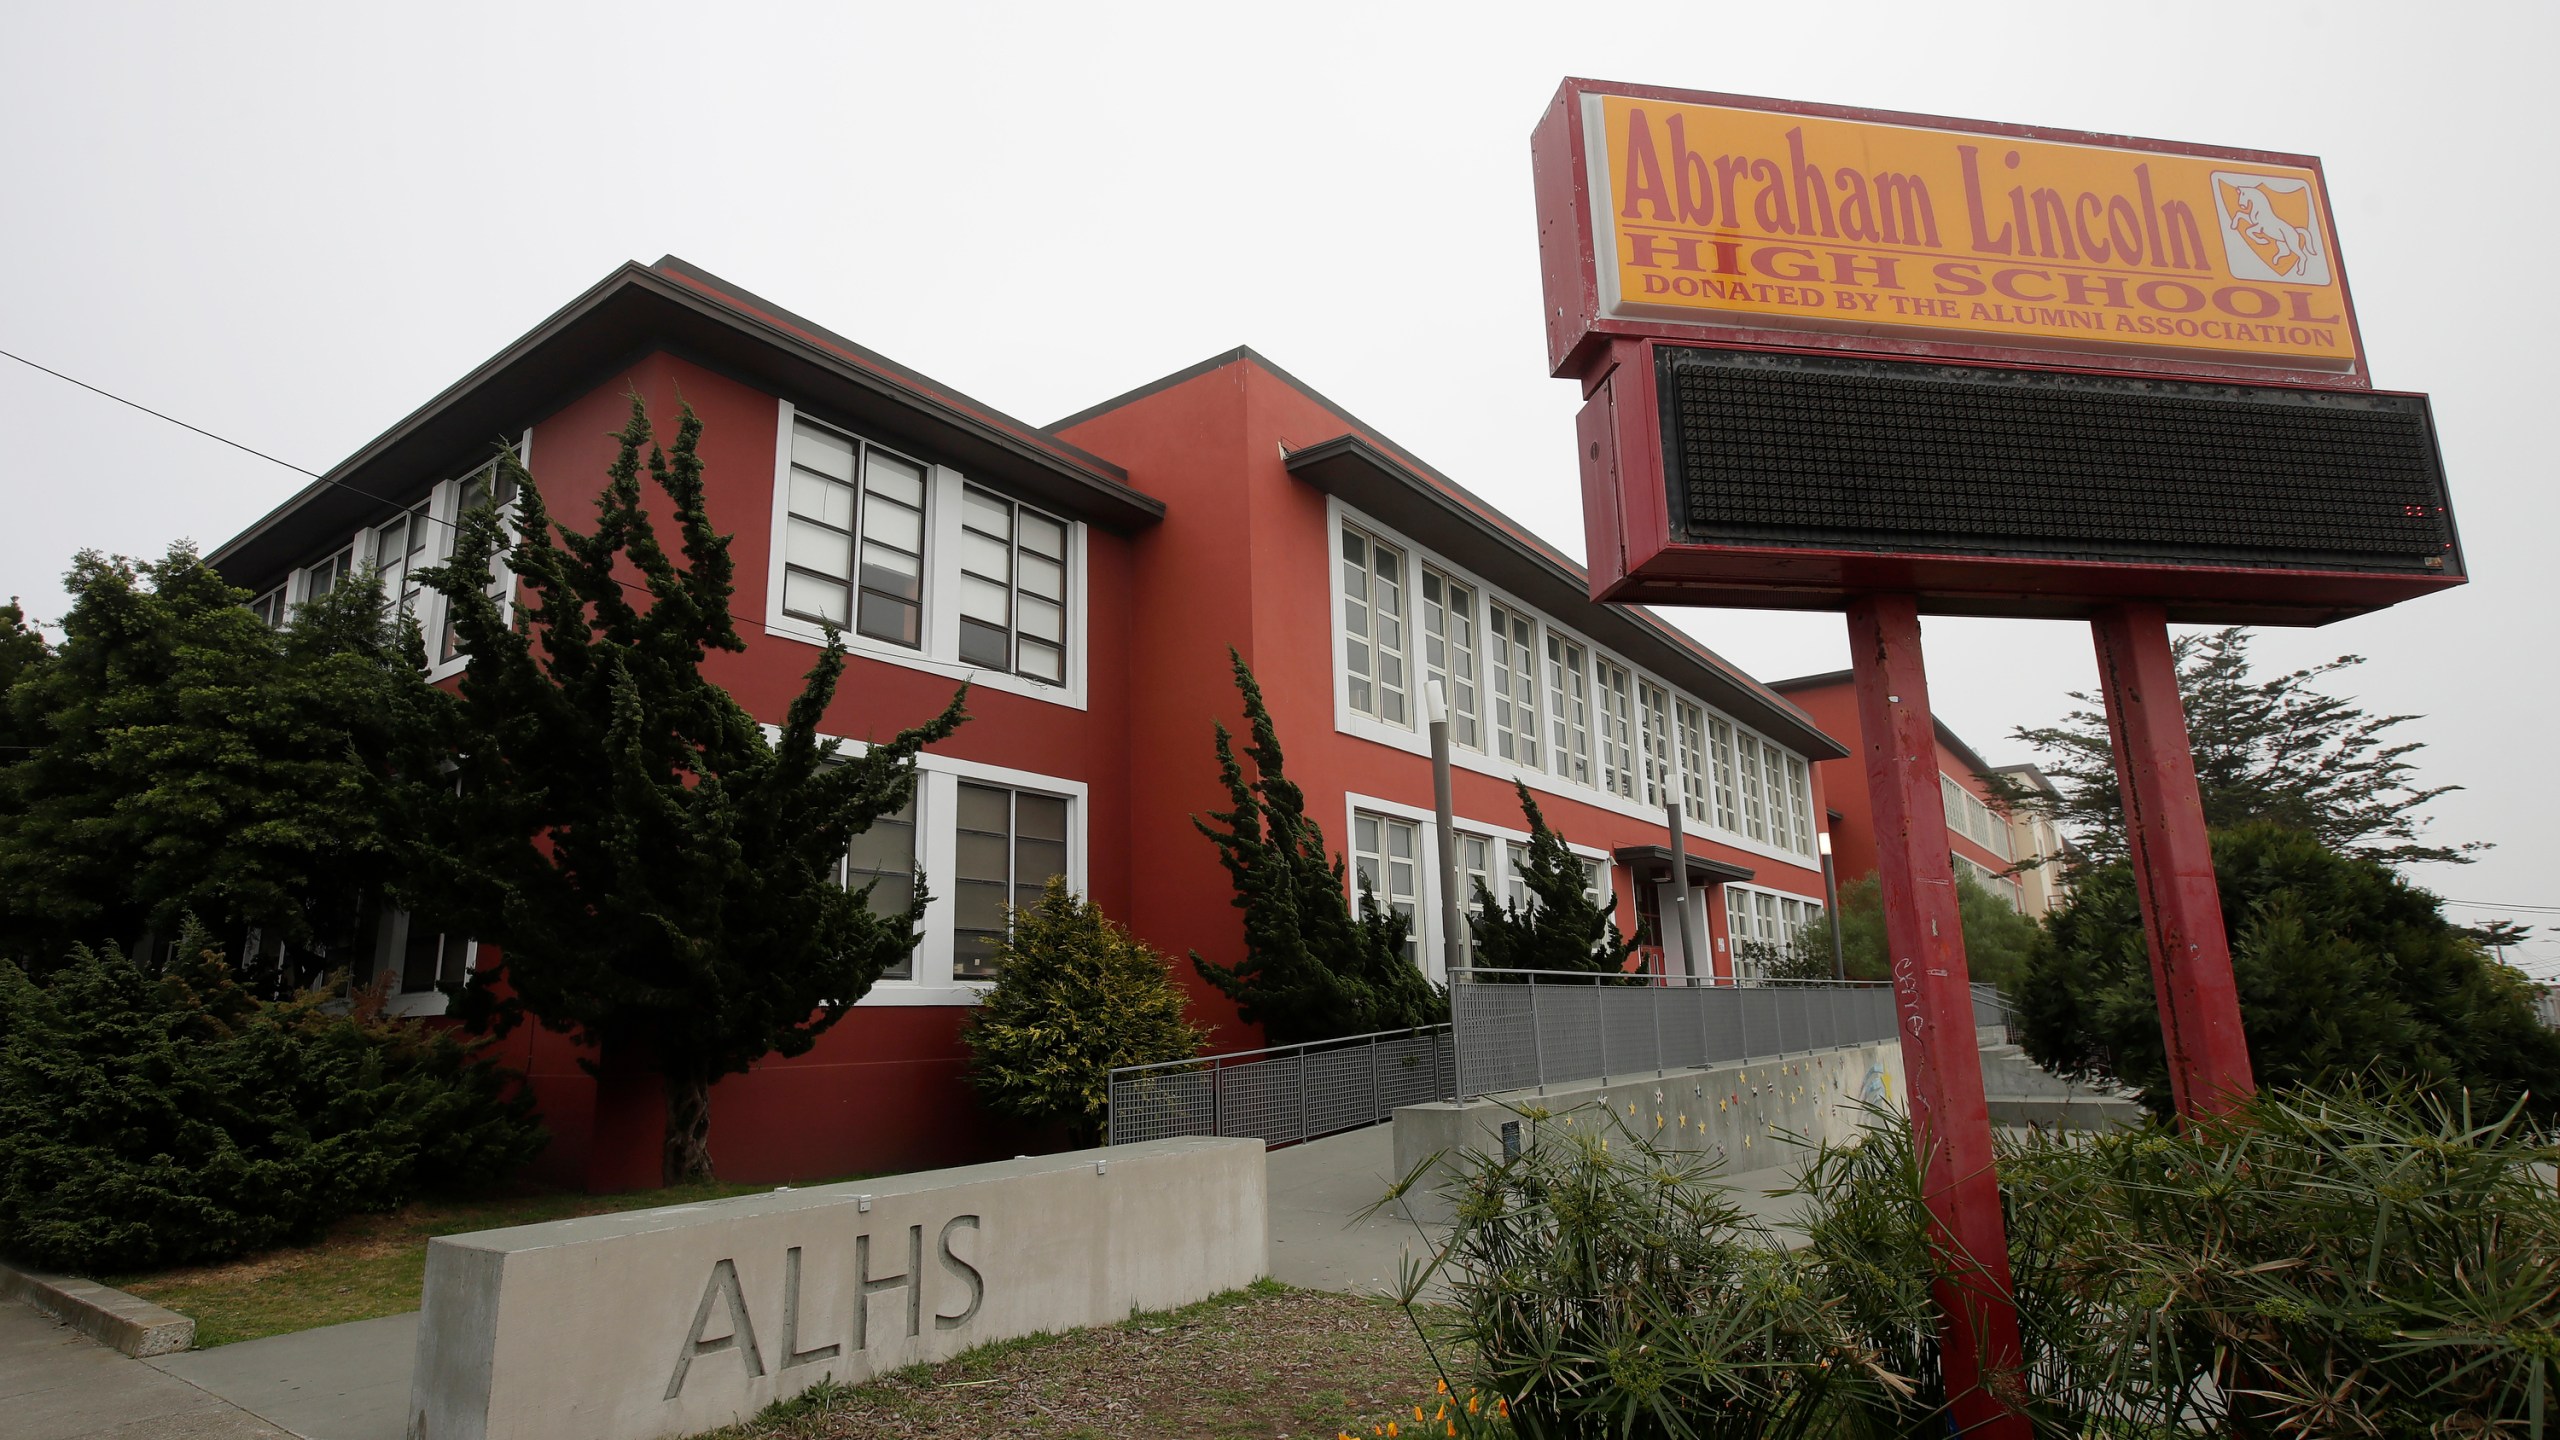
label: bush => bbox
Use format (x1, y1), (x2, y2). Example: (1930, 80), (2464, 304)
(1790, 1084), (2560, 1436)
(0, 922), (545, 1272)
(964, 878), (1206, 1146)
(1814, 867), (2043, 990)
(1393, 1106), (1860, 1439)
(1468, 783), (1634, 977)
(2017, 823), (2560, 1119)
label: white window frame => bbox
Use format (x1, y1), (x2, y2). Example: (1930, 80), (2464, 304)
(1350, 809), (1423, 969)
(1343, 790), (1610, 984)
(1323, 498), (1825, 875)
(1595, 656), (1637, 800)
(1339, 522), (1413, 728)
(1722, 880), (1825, 980)
(768, 726), (1088, 1006)
(764, 400), (1090, 711)
(1420, 567), (1482, 752)
(271, 430), (532, 684)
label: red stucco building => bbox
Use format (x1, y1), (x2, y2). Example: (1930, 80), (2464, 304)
(1769, 671), (2046, 913)
(211, 258), (1847, 1189)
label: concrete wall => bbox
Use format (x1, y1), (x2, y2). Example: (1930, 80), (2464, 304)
(409, 1136), (1266, 1440)
(1392, 1038), (1912, 1222)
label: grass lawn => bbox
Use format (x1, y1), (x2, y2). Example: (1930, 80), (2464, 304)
(106, 1178), (821, 1348)
(704, 1280), (1464, 1440)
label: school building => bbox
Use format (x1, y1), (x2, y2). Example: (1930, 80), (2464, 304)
(210, 257), (1853, 1189)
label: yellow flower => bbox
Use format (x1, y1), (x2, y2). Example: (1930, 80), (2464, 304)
(1446, 1424), (1456, 1438)
(1437, 1379), (1449, 1395)
(1414, 1404), (1426, 1422)
(1497, 1398), (1510, 1418)
(1468, 1395), (1481, 1415)
(1389, 1424), (1400, 1437)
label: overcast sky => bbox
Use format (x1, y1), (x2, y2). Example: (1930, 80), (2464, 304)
(5, 2), (2552, 974)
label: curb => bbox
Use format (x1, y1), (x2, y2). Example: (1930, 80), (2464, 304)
(0, 1261), (195, 1357)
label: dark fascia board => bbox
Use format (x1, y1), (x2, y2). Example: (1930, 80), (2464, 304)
(1285, 435), (1845, 761)
(1611, 844), (1755, 886)
(1767, 668), (2004, 779)
(208, 261), (1163, 588)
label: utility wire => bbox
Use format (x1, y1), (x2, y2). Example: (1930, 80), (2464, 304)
(0, 345), (833, 650)
(2, 346), (322, 479)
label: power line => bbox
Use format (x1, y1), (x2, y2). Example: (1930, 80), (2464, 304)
(0, 345), (834, 654)
(2, 346), (322, 478)
(2439, 899), (2560, 914)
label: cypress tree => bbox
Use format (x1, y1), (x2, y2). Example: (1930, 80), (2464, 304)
(1468, 781), (1634, 975)
(0, 549), (433, 979)
(412, 396), (964, 1184)
(1190, 651), (1441, 1043)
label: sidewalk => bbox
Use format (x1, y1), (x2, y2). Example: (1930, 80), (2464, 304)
(1264, 1122), (1811, 1301)
(0, 1299), (290, 1440)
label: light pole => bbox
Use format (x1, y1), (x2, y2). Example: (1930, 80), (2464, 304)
(1820, 829), (1846, 981)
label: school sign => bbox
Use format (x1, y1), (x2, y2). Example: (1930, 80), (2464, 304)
(1538, 83), (2366, 386)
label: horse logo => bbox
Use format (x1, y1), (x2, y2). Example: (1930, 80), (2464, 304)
(2211, 172), (2331, 285)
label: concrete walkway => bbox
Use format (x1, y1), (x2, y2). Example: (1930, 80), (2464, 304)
(0, 1299), (290, 1440)
(148, 1313), (416, 1440)
(1264, 1122), (1812, 1302)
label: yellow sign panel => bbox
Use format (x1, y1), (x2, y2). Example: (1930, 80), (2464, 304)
(1585, 94), (2354, 370)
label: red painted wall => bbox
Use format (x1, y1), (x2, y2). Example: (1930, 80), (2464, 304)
(1778, 677), (2011, 890)
(490, 352), (1127, 1189)
(1058, 357), (1829, 1003)
(468, 345), (1835, 1191)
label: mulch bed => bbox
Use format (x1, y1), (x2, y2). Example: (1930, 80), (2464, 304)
(716, 1281), (1457, 1440)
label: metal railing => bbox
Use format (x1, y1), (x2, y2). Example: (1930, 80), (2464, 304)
(1106, 975), (2006, 1148)
(1105, 1024), (1455, 1149)
(1448, 969), (2006, 1102)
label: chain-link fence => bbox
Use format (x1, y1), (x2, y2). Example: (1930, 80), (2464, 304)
(1448, 971), (2005, 1102)
(1106, 976), (2005, 1148)
(1106, 1026), (1456, 1148)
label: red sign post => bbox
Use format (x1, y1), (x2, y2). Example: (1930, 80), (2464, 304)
(1531, 78), (2458, 1428)
(1850, 595), (2028, 1430)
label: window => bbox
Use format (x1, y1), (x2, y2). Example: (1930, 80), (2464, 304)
(1707, 715), (1740, 831)
(1545, 634), (1591, 786)
(1724, 882), (1824, 978)
(249, 586), (286, 629)
(782, 417), (928, 649)
(1420, 569), (1480, 749)
(300, 546), (354, 604)
(1639, 681), (1676, 811)
(1760, 740), (1791, 852)
(1341, 525), (1410, 726)
(1486, 602), (1540, 767)
(1595, 658), (1636, 799)
(951, 782), (1069, 980)
(442, 460), (522, 662)
(1736, 732), (1767, 842)
(372, 498), (435, 621)
(1786, 756), (1815, 858)
(844, 796), (920, 980)
(957, 486), (1070, 684)
(1582, 858), (1610, 909)
(1455, 832), (1494, 945)
(1677, 699), (1711, 826)
(1351, 811), (1420, 968)
(374, 909), (472, 996)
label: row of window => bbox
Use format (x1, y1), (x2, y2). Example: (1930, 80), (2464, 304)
(779, 414), (1072, 687)
(1941, 775), (2014, 861)
(1954, 853), (2028, 914)
(1723, 883), (1828, 980)
(250, 457), (520, 669)
(1341, 518), (1818, 859)
(1346, 806), (1608, 971)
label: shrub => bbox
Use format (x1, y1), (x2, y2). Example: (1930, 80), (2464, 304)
(2017, 823), (2560, 1119)
(1467, 783), (1633, 977)
(964, 878), (1207, 1146)
(1392, 1106), (1858, 1439)
(1791, 1083), (2560, 1436)
(0, 921), (545, 1272)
